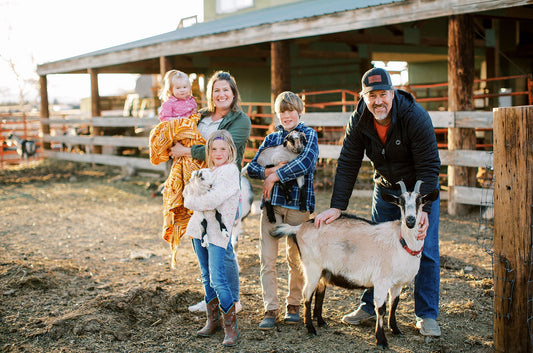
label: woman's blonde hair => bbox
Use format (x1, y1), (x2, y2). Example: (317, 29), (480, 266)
(205, 71), (241, 113)
(160, 70), (190, 101)
(274, 91), (304, 115)
(205, 130), (237, 168)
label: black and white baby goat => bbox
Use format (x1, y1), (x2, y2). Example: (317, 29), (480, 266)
(6, 132), (37, 160)
(183, 169), (229, 247)
(271, 180), (439, 349)
(242, 129), (307, 223)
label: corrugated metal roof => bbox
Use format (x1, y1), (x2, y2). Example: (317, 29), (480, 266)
(71, 0), (402, 59)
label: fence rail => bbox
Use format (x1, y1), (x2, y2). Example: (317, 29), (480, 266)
(1, 110), (494, 206)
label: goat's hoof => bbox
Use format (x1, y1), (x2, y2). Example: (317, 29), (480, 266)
(391, 328), (402, 335)
(376, 341), (389, 350)
(306, 327), (317, 336)
(317, 319), (328, 328)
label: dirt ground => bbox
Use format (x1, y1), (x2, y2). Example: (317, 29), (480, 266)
(0, 159), (494, 352)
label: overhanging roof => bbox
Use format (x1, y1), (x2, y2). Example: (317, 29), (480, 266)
(75, 0), (402, 59)
(37, 0), (533, 75)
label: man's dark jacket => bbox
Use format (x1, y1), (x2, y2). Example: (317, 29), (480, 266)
(331, 89), (441, 213)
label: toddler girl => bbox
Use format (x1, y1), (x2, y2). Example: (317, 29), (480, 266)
(159, 70), (197, 122)
(149, 69), (205, 268)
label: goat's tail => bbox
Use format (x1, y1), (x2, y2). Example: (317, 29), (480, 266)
(270, 223), (301, 239)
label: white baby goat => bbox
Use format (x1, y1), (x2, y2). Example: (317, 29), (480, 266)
(242, 129), (307, 222)
(270, 180), (439, 349)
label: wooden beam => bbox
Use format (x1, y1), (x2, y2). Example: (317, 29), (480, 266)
(88, 68), (102, 154)
(37, 0), (531, 75)
(160, 56), (172, 78)
(271, 40), (291, 109)
(447, 14), (477, 216)
(39, 75), (51, 150)
(493, 106), (533, 352)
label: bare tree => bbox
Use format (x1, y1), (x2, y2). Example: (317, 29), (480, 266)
(0, 53), (39, 110)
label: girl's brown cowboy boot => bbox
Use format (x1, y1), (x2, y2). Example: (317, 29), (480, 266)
(222, 304), (239, 347)
(197, 298), (222, 337)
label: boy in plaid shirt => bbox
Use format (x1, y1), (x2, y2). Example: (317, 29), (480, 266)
(246, 91), (319, 329)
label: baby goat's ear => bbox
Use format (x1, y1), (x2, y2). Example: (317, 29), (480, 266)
(380, 189), (401, 205)
(421, 189), (440, 204)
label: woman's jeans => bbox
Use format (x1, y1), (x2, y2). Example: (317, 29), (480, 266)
(192, 238), (235, 313)
(358, 183), (441, 320)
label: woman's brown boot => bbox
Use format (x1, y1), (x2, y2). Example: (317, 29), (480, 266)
(197, 298), (222, 337)
(222, 304), (239, 347)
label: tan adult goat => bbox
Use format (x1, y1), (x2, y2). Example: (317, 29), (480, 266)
(270, 180), (439, 348)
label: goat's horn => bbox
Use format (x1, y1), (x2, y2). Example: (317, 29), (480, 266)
(397, 180), (407, 194)
(414, 180), (423, 194)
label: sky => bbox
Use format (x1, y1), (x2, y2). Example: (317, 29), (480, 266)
(0, 0), (203, 105)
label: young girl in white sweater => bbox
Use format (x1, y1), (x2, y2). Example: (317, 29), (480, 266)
(183, 130), (241, 347)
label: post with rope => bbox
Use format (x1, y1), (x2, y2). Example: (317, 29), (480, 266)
(493, 105), (533, 352)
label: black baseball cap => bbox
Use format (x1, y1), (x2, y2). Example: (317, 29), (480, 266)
(361, 68), (393, 95)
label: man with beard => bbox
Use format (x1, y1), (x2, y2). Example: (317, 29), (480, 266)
(314, 67), (442, 337)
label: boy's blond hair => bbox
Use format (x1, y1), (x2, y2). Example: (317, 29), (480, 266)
(274, 91), (304, 115)
(205, 130), (237, 169)
(160, 70), (190, 101)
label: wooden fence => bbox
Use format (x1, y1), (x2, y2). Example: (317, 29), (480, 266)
(34, 110), (494, 206)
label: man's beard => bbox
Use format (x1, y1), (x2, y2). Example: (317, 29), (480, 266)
(372, 105), (389, 121)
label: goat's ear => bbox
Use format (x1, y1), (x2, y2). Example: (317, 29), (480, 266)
(421, 189), (439, 204)
(380, 189), (400, 205)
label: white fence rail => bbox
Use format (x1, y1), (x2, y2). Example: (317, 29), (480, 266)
(41, 111), (494, 205)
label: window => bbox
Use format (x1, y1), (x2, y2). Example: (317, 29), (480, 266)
(216, 0), (253, 14)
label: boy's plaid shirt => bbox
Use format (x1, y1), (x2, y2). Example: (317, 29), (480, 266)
(246, 123), (319, 212)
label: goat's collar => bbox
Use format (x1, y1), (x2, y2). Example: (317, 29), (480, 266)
(399, 236), (423, 257)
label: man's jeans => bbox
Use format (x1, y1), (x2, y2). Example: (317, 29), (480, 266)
(192, 238), (235, 312)
(358, 183), (440, 320)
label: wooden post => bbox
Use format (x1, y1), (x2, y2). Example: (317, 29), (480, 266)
(447, 14), (477, 215)
(493, 106), (533, 353)
(159, 56), (173, 115)
(271, 40), (291, 112)
(89, 68), (102, 154)
(39, 75), (51, 150)
(160, 56), (172, 78)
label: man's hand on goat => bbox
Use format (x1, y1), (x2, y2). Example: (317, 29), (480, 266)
(314, 208), (341, 228)
(417, 211), (429, 240)
(263, 173), (279, 201)
(169, 141), (191, 158)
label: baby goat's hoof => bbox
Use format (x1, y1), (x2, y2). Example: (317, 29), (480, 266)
(376, 342), (389, 350)
(391, 328), (402, 335)
(306, 325), (317, 336)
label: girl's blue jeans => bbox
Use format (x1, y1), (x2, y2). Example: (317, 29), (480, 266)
(358, 183), (440, 320)
(225, 240), (240, 303)
(192, 238), (236, 313)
